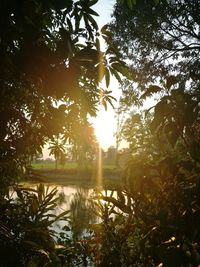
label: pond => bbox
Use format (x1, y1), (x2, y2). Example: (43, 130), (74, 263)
(52, 184), (98, 238)
(18, 182), (119, 239)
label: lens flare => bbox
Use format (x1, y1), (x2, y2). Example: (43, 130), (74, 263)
(97, 144), (102, 187)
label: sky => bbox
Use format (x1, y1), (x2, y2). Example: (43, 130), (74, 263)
(94, 0), (116, 28)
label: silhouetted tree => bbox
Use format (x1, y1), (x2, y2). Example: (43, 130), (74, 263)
(0, 0), (129, 187)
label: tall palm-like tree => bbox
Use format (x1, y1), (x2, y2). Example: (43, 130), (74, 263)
(48, 137), (66, 169)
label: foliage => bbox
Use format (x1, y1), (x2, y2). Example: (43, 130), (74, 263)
(121, 112), (155, 154)
(97, 1), (200, 266)
(56, 189), (139, 267)
(82, 106), (200, 266)
(2, 0), (200, 266)
(0, 1), (129, 261)
(104, 146), (117, 165)
(0, 1), (132, 265)
(110, 0), (200, 92)
(0, 0), (129, 184)
(0, 184), (70, 267)
(67, 122), (98, 170)
(87, 190), (136, 267)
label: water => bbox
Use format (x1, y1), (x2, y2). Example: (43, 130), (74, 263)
(16, 183), (114, 235)
(52, 184), (97, 237)
(23, 182), (119, 235)
(12, 182), (122, 266)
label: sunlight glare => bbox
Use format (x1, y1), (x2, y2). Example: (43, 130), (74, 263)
(97, 144), (102, 187)
(92, 107), (116, 150)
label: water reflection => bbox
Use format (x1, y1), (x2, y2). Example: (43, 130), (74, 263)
(52, 185), (97, 238)
(18, 183), (118, 239)
(69, 188), (97, 238)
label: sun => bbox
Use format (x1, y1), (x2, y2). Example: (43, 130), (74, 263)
(92, 107), (116, 150)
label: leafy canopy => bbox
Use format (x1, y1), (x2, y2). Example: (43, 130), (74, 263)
(103, 1), (200, 266)
(0, 0), (129, 183)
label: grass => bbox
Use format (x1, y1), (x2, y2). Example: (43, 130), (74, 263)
(29, 162), (121, 186)
(31, 162), (77, 170)
(31, 162), (116, 171)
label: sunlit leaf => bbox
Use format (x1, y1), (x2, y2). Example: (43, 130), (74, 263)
(110, 67), (122, 83)
(96, 38), (100, 51)
(101, 24), (109, 34)
(105, 68), (110, 88)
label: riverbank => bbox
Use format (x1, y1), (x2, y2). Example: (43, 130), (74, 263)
(24, 168), (123, 187)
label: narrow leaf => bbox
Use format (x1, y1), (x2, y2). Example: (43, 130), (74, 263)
(105, 68), (110, 88)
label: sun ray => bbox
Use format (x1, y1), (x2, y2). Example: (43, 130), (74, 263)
(96, 50), (105, 187)
(97, 144), (102, 187)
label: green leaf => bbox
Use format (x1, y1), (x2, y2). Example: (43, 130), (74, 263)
(96, 38), (100, 51)
(38, 249), (50, 258)
(107, 98), (115, 109)
(76, 47), (98, 63)
(110, 67), (122, 83)
(96, 63), (105, 81)
(67, 18), (73, 32)
(87, 8), (99, 17)
(101, 24), (109, 34)
(150, 100), (167, 132)
(111, 63), (131, 79)
(89, 0), (99, 6)
(127, 0), (133, 9)
(102, 30), (112, 38)
(75, 13), (82, 32)
(102, 196), (132, 213)
(55, 244), (66, 249)
(31, 196), (39, 214)
(102, 99), (107, 110)
(55, 210), (70, 221)
(87, 14), (99, 30)
(140, 85), (163, 99)
(105, 68), (110, 88)
(38, 183), (44, 203)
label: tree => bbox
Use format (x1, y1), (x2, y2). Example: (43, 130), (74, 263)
(122, 112), (155, 153)
(48, 137), (66, 169)
(0, 1), (131, 265)
(69, 122), (98, 170)
(105, 146), (117, 165)
(110, 0), (200, 162)
(110, 0), (200, 91)
(0, 0), (129, 187)
(114, 105), (126, 167)
(101, 1), (200, 266)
